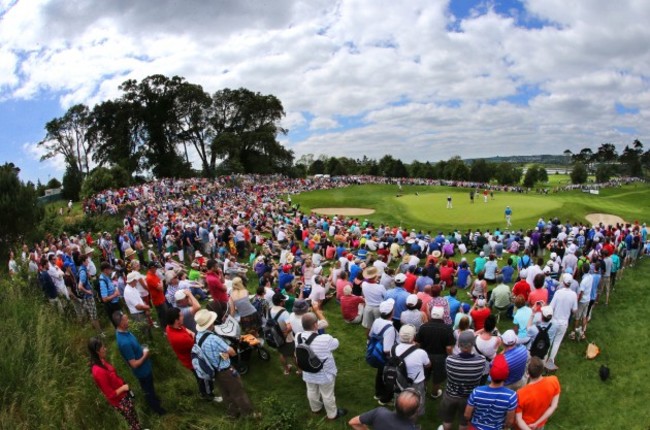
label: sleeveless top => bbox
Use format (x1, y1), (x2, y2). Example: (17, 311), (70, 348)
(233, 295), (258, 318)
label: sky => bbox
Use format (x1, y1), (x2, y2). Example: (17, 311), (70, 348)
(0, 0), (649, 184)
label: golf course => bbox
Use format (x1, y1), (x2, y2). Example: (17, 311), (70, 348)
(2, 180), (649, 430)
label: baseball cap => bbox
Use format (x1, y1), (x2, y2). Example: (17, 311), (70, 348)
(520, 269), (528, 278)
(394, 273), (407, 284)
(399, 324), (416, 343)
(562, 273), (573, 285)
(406, 294), (418, 306)
(501, 329), (518, 346)
(457, 330), (476, 347)
(430, 306), (444, 319)
(174, 290), (187, 301)
(541, 306), (553, 318)
(477, 298), (486, 307)
(490, 354), (510, 381)
(379, 298), (395, 314)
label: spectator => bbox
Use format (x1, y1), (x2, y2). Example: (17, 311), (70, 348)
(385, 273), (411, 330)
(368, 299), (399, 405)
(400, 294), (426, 330)
(500, 330), (529, 391)
(470, 298), (491, 331)
(348, 389), (422, 430)
(515, 357), (561, 430)
(340, 285), (365, 324)
(394, 324), (430, 416)
(415, 306), (454, 400)
(546, 273), (578, 371)
(99, 261), (122, 324)
(145, 261), (167, 329)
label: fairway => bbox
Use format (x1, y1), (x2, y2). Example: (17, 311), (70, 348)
(294, 183), (650, 231)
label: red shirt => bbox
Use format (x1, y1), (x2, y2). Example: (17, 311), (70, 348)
(439, 266), (454, 286)
(404, 273), (418, 293)
(206, 271), (227, 303)
(146, 271), (166, 306)
(528, 288), (549, 309)
(470, 307), (491, 331)
(166, 325), (194, 370)
(91, 361), (126, 407)
(336, 279), (351, 300)
(340, 295), (365, 321)
(512, 280), (531, 302)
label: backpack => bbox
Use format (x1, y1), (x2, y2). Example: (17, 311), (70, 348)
(263, 309), (286, 348)
(383, 344), (419, 393)
(529, 323), (552, 359)
(520, 255), (531, 269)
(295, 332), (326, 373)
(73, 267), (87, 299)
(191, 332), (217, 380)
(365, 324), (393, 368)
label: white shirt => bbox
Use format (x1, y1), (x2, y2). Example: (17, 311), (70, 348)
(289, 313), (328, 335)
(579, 274), (593, 304)
(550, 287), (578, 324)
(124, 285), (145, 314)
(369, 318), (398, 354)
(526, 265), (543, 288)
(362, 281), (387, 307)
(394, 342), (430, 384)
(309, 283), (326, 303)
(297, 331), (339, 384)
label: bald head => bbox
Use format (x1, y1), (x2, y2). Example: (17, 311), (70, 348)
(301, 312), (318, 331)
(395, 389), (420, 420)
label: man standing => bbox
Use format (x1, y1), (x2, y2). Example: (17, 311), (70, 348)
(500, 330), (529, 391)
(415, 307), (454, 400)
(77, 254), (103, 334)
(515, 357), (561, 430)
(384, 273), (410, 330)
(38, 258), (64, 314)
(464, 354), (517, 430)
(146, 262), (168, 330)
(368, 299), (399, 405)
(393, 325), (431, 416)
(113, 311), (166, 415)
(447, 195), (452, 209)
(571, 264), (592, 341)
(99, 262), (122, 324)
(505, 206), (512, 228)
(348, 389), (422, 430)
(193, 309), (255, 418)
(297, 312), (347, 420)
(546, 273), (578, 371)
(437, 331), (486, 430)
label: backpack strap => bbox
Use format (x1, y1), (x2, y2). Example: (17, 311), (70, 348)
(473, 337), (491, 362)
(197, 331), (214, 348)
(304, 332), (318, 345)
(398, 344), (419, 360)
(375, 324), (391, 338)
(270, 308), (285, 321)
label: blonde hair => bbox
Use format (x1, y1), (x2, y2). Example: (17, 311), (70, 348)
(232, 277), (246, 291)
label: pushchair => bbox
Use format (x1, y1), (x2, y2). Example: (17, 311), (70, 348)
(214, 315), (270, 375)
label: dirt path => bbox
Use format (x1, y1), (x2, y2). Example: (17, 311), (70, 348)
(585, 213), (626, 226)
(311, 207), (376, 216)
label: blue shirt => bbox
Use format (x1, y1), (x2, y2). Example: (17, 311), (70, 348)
(446, 295), (461, 321)
(468, 385), (517, 430)
(116, 330), (152, 379)
(500, 265), (514, 284)
(197, 331), (231, 371)
(78, 266), (93, 299)
(99, 273), (119, 304)
(384, 287), (409, 320)
(503, 346), (528, 385)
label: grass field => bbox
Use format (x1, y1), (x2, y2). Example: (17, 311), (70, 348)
(2, 184), (650, 429)
(293, 183), (650, 231)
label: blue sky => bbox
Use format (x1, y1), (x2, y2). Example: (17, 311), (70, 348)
(0, 0), (648, 184)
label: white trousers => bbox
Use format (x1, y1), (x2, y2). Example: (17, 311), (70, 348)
(306, 380), (337, 418)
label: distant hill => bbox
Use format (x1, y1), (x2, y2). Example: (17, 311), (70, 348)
(464, 154), (570, 165)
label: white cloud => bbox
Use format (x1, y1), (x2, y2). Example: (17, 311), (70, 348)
(4, 0), (649, 173)
(22, 142), (67, 175)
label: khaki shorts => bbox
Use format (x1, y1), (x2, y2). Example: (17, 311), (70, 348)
(576, 301), (589, 320)
(362, 305), (381, 328)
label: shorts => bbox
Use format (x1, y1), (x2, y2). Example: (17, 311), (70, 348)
(600, 276), (611, 293)
(576, 302), (589, 320)
(362, 305), (381, 329)
(81, 297), (98, 320)
(439, 393), (469, 425)
(277, 341), (295, 358)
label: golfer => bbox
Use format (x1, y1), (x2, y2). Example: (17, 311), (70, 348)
(505, 206), (512, 227)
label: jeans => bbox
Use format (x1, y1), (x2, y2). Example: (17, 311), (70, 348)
(137, 373), (164, 414)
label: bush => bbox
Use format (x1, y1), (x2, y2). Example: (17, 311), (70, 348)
(570, 162), (588, 184)
(62, 165), (83, 201)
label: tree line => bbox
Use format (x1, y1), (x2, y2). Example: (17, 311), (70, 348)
(564, 140), (649, 183)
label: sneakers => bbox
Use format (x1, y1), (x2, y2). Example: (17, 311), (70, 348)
(327, 408), (348, 420)
(545, 359), (558, 371)
(430, 389), (443, 399)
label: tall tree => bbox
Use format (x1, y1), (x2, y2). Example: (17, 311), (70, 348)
(619, 140), (644, 177)
(119, 75), (189, 178)
(210, 88), (291, 174)
(0, 163), (43, 249)
(38, 104), (93, 174)
(570, 162), (588, 184)
(595, 143), (618, 162)
(469, 159), (493, 183)
(175, 82), (214, 176)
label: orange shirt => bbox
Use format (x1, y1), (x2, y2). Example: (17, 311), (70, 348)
(516, 376), (561, 429)
(146, 271), (165, 306)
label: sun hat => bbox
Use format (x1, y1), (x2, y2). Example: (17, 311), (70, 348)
(165, 270), (179, 283)
(363, 266), (380, 279)
(477, 298), (486, 307)
(194, 309), (218, 331)
(432, 250), (442, 258)
(124, 248), (136, 258)
(126, 272), (140, 283)
(83, 246), (94, 255)
(195, 250), (203, 258)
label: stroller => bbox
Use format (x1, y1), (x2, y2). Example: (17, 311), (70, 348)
(214, 315), (270, 375)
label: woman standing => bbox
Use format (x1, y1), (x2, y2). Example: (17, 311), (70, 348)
(229, 277), (261, 336)
(88, 337), (142, 430)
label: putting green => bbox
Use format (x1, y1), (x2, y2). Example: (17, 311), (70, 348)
(293, 183), (650, 231)
(395, 191), (561, 228)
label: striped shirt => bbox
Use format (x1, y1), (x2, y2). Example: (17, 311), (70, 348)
(502, 346), (528, 386)
(297, 331), (339, 384)
(467, 385), (517, 430)
(445, 353), (486, 398)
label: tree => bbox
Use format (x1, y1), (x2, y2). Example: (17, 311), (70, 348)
(619, 141), (643, 177)
(493, 163), (523, 186)
(80, 167), (117, 199)
(377, 155), (397, 177)
(89, 99), (145, 177)
(39, 104), (94, 175)
(46, 178), (62, 189)
(595, 164), (614, 183)
(0, 163), (44, 248)
(390, 159), (409, 178)
(595, 143), (618, 163)
(175, 82), (214, 176)
(469, 159), (493, 183)
(119, 75), (190, 178)
(309, 159), (325, 175)
(443, 156), (469, 181)
(62, 165), (83, 201)
(570, 162), (588, 184)
(209, 88), (292, 174)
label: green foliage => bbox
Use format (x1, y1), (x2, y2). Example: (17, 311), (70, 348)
(0, 163), (44, 252)
(442, 156), (469, 180)
(595, 164), (616, 182)
(523, 164), (548, 188)
(469, 159), (493, 183)
(80, 167), (117, 199)
(62, 165), (83, 201)
(46, 177), (62, 189)
(493, 163), (523, 186)
(309, 159), (326, 175)
(570, 162), (588, 184)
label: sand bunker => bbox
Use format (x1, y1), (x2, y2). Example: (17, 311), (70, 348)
(312, 207), (376, 216)
(585, 213), (626, 226)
